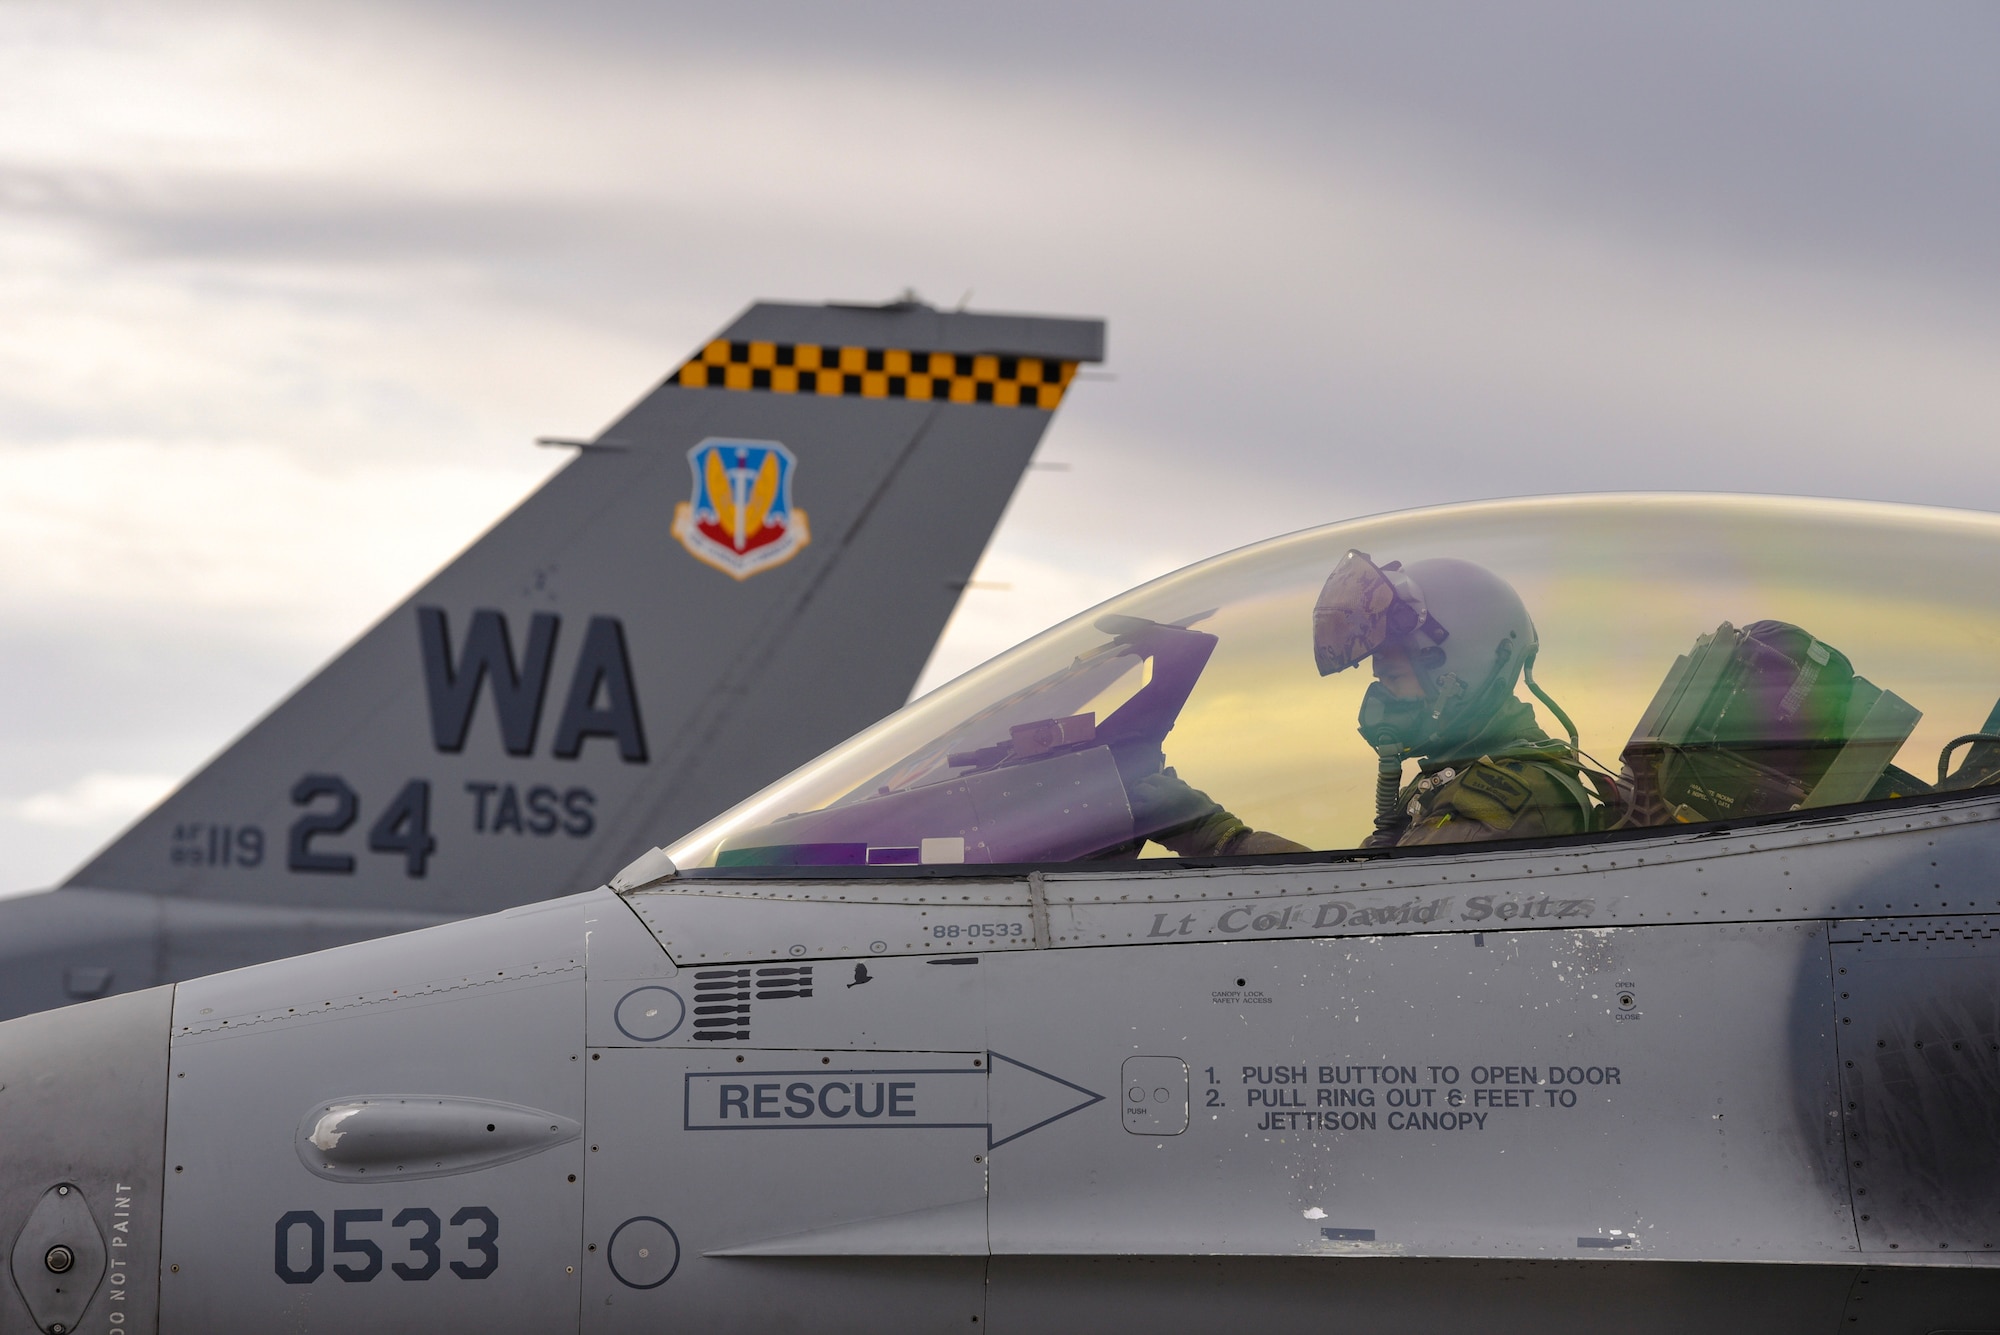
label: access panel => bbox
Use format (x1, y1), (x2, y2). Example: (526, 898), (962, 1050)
(985, 921), (1854, 1266)
(581, 1045), (989, 1335)
(1830, 916), (2000, 1254)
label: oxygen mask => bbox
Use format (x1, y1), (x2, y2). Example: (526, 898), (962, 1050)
(1357, 680), (1426, 754)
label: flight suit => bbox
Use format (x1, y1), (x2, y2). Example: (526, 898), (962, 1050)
(1369, 700), (1600, 846)
(1386, 740), (1596, 846)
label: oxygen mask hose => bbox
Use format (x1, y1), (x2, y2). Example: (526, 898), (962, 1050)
(1373, 738), (1407, 839)
(1523, 651), (1580, 753)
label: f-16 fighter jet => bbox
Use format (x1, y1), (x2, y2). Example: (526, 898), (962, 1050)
(0, 298), (1104, 1021)
(5, 493), (1998, 1334)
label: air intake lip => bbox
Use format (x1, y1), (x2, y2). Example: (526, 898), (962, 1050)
(295, 1095), (579, 1183)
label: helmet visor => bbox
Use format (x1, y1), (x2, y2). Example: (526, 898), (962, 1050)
(1312, 549), (1424, 676)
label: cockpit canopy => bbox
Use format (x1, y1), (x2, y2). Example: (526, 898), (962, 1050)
(666, 495), (2000, 871)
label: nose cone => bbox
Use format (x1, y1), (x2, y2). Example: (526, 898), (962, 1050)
(0, 986), (171, 1335)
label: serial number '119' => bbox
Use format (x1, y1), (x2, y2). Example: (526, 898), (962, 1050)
(171, 824), (264, 868)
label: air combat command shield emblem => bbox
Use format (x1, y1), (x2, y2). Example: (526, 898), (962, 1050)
(670, 438), (812, 580)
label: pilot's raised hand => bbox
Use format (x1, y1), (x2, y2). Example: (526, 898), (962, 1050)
(1129, 769), (1306, 857)
(1128, 768), (1225, 837)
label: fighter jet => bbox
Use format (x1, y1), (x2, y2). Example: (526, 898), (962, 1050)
(4, 492), (1998, 1334)
(0, 297), (1105, 1021)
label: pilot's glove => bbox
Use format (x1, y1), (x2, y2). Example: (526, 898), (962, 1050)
(1229, 829), (1311, 856)
(1128, 768), (1249, 856)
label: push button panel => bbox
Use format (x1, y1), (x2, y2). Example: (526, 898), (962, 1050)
(1121, 1056), (1189, 1136)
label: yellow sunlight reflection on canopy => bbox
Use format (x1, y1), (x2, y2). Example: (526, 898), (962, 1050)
(667, 495), (2000, 869)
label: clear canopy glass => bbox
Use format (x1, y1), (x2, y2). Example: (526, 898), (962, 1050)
(666, 495), (2000, 871)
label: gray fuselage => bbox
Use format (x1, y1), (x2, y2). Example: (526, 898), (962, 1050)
(3, 791), (1997, 1333)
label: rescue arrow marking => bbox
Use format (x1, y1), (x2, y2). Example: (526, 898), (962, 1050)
(984, 1050), (1104, 1149)
(681, 1050), (1103, 1150)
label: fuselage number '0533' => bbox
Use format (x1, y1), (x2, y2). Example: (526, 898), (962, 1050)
(273, 1206), (498, 1284)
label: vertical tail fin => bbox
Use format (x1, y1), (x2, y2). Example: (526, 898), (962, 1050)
(61, 299), (1105, 917)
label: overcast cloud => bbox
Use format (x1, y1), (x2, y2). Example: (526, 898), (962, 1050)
(5, 1), (1999, 893)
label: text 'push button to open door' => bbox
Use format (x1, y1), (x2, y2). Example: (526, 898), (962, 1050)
(1122, 1056), (1190, 1135)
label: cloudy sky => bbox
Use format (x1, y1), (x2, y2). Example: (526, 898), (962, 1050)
(5, 1), (1999, 894)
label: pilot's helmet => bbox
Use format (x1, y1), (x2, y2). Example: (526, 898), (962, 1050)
(1313, 551), (1535, 752)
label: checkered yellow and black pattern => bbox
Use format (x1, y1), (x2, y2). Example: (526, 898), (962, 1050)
(674, 340), (1076, 409)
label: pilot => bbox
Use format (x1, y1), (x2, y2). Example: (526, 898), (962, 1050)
(1130, 552), (1601, 853)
